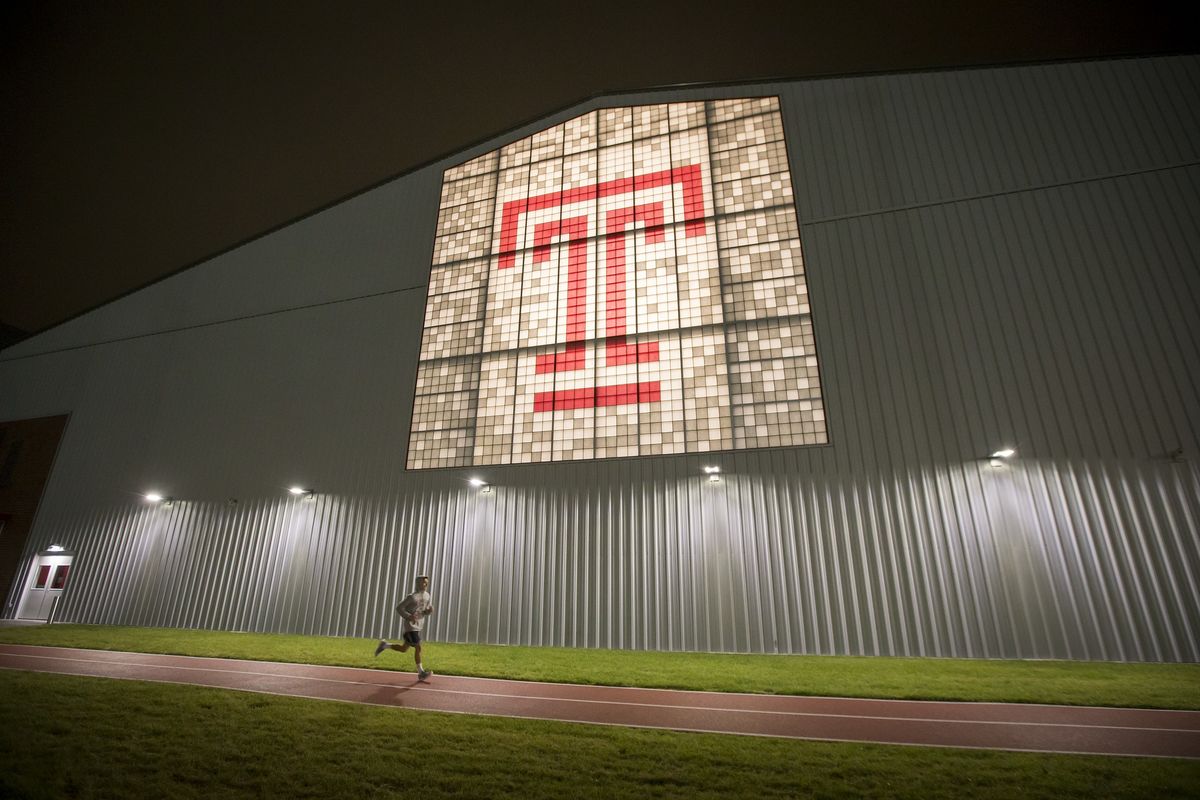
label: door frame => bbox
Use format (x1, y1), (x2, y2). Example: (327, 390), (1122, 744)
(15, 547), (75, 621)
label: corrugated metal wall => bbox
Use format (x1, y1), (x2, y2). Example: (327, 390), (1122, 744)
(2, 56), (1198, 661)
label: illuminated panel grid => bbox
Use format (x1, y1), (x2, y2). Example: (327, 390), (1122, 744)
(407, 97), (826, 469)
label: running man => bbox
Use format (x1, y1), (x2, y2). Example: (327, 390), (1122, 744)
(375, 574), (434, 680)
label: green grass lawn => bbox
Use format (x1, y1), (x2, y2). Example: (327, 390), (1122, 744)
(2, 623), (1198, 709)
(1, 670), (1196, 800)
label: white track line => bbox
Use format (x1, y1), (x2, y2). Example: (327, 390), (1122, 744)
(2, 651), (1195, 735)
(4, 643), (1196, 713)
(2, 664), (1191, 761)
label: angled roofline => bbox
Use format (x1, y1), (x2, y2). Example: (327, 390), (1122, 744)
(15, 49), (1190, 346)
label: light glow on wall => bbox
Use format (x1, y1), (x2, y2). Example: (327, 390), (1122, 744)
(408, 97), (826, 468)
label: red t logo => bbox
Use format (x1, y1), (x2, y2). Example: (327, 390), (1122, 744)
(496, 164), (708, 411)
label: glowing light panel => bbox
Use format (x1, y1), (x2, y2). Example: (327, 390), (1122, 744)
(408, 98), (826, 468)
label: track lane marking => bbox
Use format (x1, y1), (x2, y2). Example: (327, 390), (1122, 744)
(1, 664), (1192, 760)
(2, 652), (1196, 735)
(2, 643), (1195, 714)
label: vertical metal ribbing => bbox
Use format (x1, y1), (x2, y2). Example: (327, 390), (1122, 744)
(2, 58), (1197, 661)
(173, 503), (208, 629)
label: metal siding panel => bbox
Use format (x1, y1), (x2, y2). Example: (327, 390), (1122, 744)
(2, 57), (1198, 661)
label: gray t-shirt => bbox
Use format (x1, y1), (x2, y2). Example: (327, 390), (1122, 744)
(396, 590), (433, 632)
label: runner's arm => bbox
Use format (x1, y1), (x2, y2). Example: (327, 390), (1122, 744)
(395, 596), (419, 622)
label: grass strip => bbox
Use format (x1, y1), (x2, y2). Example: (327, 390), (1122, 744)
(1, 623), (1197, 709)
(1, 670), (1196, 800)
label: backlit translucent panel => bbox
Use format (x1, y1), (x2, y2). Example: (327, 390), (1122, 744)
(551, 236), (600, 350)
(639, 332), (686, 456)
(511, 348), (557, 464)
(632, 104), (670, 140)
(632, 225), (681, 335)
(709, 113), (786, 152)
(714, 172), (795, 215)
(406, 97), (827, 470)
(415, 358), (479, 396)
(423, 287), (483, 329)
(550, 340), (599, 463)
(474, 352), (517, 465)
(443, 150), (498, 182)
(411, 390), (476, 432)
(418, 316), (482, 361)
(436, 198), (494, 238)
(429, 257), (488, 297)
(599, 107), (633, 147)
(431, 226), (491, 266)
(563, 111), (598, 156)
(711, 140), (789, 183)
(522, 242), (565, 348)
(500, 133), (532, 169)
(720, 240), (803, 285)
(675, 222), (723, 329)
(438, 172), (497, 209)
(669, 101), (706, 132)
(708, 96), (780, 123)
(529, 122), (565, 165)
(681, 329), (732, 452)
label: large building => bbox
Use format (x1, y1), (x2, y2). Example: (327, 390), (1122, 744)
(1, 55), (1197, 662)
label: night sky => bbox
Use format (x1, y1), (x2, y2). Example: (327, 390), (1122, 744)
(0, 1), (1189, 337)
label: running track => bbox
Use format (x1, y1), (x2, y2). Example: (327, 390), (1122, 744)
(2, 644), (1197, 759)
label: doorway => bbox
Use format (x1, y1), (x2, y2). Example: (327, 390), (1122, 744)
(16, 551), (73, 621)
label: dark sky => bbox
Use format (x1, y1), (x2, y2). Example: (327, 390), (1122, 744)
(1, 1), (1191, 335)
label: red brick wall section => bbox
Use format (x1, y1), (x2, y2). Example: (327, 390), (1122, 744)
(0, 415), (68, 615)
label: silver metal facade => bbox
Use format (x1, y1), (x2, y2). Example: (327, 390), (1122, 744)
(1, 56), (1197, 661)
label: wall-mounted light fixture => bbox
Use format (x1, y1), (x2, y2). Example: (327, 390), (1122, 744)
(468, 477), (492, 493)
(703, 466), (722, 483)
(989, 447), (1016, 467)
(144, 493), (175, 506)
(288, 487), (315, 500)
(47, 545), (64, 553)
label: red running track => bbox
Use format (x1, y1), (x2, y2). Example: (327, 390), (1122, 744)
(2, 644), (1197, 759)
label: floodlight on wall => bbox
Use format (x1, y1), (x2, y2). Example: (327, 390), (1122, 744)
(288, 487), (315, 500)
(703, 466), (721, 474)
(989, 447), (1016, 467)
(47, 545), (64, 553)
(144, 493), (164, 503)
(468, 477), (491, 493)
